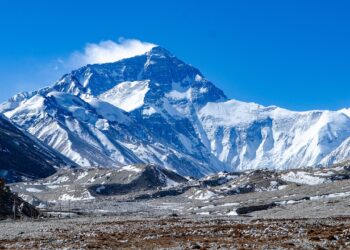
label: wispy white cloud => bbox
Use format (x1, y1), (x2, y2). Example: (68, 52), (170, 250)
(68, 38), (156, 68)
(0, 38), (157, 102)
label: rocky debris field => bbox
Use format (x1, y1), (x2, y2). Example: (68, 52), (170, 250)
(3, 163), (350, 249)
(1, 216), (350, 249)
(8, 163), (350, 219)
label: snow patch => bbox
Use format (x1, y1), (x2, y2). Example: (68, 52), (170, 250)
(59, 191), (94, 201)
(99, 80), (150, 112)
(26, 187), (42, 193)
(142, 106), (157, 116)
(76, 171), (89, 180)
(196, 211), (210, 215)
(189, 190), (217, 200)
(195, 74), (203, 81)
(219, 202), (240, 207)
(281, 171), (328, 185)
(51, 176), (69, 184)
(226, 210), (238, 216)
(118, 165), (142, 173)
(310, 191), (350, 200)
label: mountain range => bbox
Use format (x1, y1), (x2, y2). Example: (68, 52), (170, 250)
(2, 46), (350, 178)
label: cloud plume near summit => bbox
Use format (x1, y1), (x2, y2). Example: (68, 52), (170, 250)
(68, 38), (156, 68)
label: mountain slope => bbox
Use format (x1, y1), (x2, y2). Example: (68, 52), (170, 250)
(2, 46), (350, 177)
(0, 182), (39, 219)
(0, 115), (76, 182)
(9, 164), (189, 204)
(198, 100), (350, 170)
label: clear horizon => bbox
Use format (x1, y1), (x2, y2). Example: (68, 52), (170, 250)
(0, 0), (350, 111)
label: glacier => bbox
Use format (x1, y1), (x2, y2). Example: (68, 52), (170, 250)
(1, 46), (350, 178)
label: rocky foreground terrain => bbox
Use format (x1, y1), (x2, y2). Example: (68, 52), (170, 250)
(1, 216), (350, 249)
(1, 163), (350, 248)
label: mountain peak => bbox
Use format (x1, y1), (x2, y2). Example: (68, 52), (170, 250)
(44, 44), (227, 104)
(4, 45), (350, 178)
(147, 46), (174, 58)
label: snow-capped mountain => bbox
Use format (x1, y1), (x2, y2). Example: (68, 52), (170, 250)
(2, 46), (350, 177)
(0, 114), (76, 182)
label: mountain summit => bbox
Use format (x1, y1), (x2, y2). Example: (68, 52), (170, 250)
(2, 46), (350, 177)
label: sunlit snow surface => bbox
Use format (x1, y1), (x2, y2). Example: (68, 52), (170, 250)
(280, 171), (328, 185)
(118, 165), (142, 173)
(99, 80), (150, 112)
(26, 187), (43, 193)
(199, 100), (350, 171)
(188, 190), (217, 200)
(3, 46), (350, 177)
(59, 191), (95, 201)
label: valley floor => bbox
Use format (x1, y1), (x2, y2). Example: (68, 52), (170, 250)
(4, 165), (350, 249)
(1, 215), (350, 249)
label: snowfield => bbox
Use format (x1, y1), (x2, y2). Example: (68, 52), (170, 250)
(99, 80), (150, 112)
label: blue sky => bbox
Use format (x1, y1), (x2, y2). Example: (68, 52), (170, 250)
(0, 0), (349, 110)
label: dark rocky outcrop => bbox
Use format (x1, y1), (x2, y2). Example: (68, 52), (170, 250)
(89, 164), (188, 196)
(0, 115), (76, 183)
(236, 203), (277, 215)
(0, 179), (39, 220)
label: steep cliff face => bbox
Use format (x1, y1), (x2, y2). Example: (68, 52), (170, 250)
(0, 115), (76, 182)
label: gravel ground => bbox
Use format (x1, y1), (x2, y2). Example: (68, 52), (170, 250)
(1, 216), (350, 249)
(4, 167), (350, 249)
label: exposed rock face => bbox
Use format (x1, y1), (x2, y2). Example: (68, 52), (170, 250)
(0, 115), (76, 183)
(0, 180), (39, 219)
(89, 164), (188, 196)
(8, 164), (189, 204)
